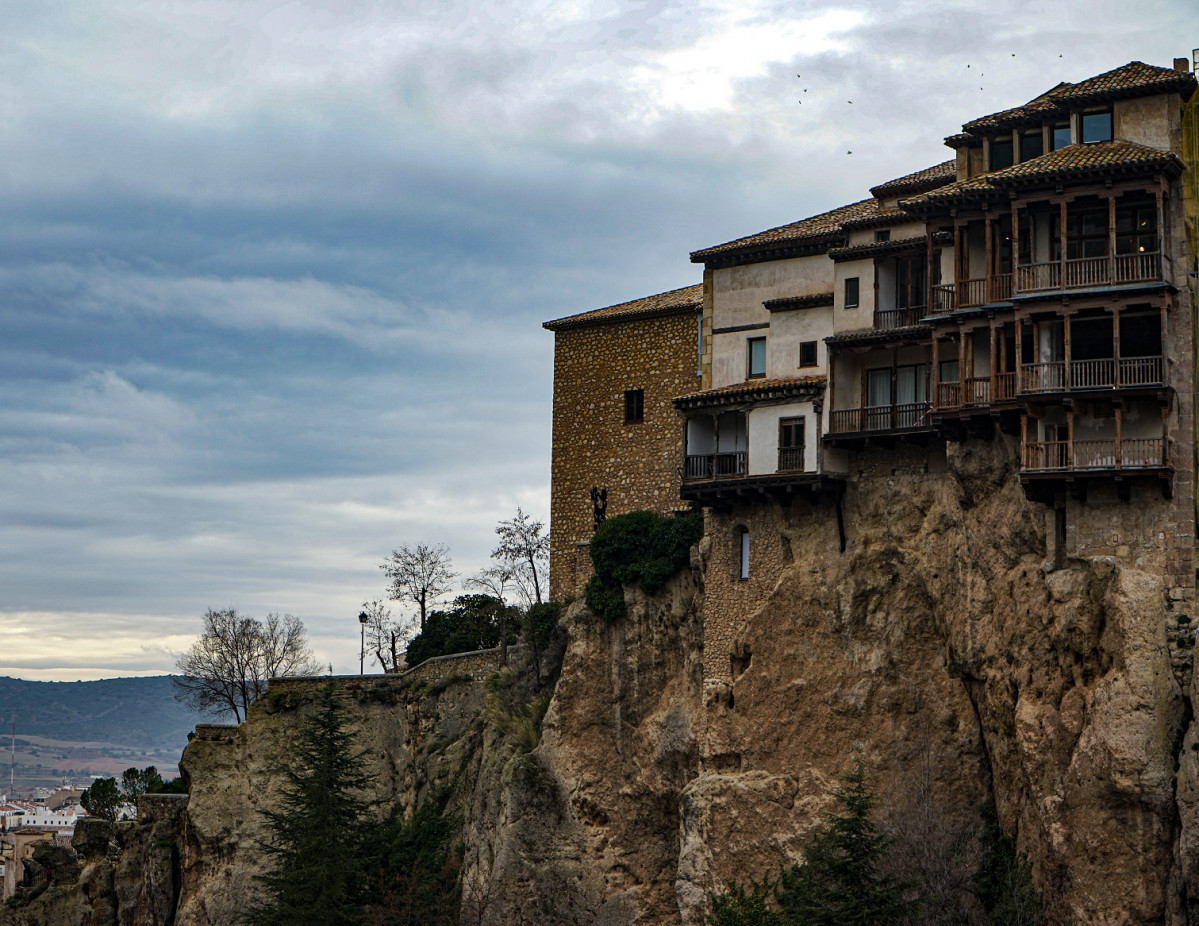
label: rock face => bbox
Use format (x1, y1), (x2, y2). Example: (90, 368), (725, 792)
(8, 436), (1196, 925)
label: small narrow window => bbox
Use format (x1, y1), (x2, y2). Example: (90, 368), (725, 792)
(799, 341), (818, 368)
(844, 277), (860, 309)
(623, 389), (644, 423)
(1051, 123), (1071, 150)
(1020, 132), (1043, 162)
(747, 337), (767, 378)
(990, 137), (1014, 171)
(739, 528), (750, 579)
(1081, 111), (1112, 144)
(875, 229), (891, 242)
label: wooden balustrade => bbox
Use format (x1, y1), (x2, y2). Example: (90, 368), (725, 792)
(1020, 362), (1066, 392)
(994, 372), (1017, 400)
(1021, 438), (1165, 472)
(829, 403), (932, 434)
(1069, 359), (1115, 390)
(931, 284), (955, 314)
(875, 305), (927, 330)
(1014, 253), (1161, 295)
(777, 447), (805, 472)
(958, 278), (987, 308)
(683, 451), (746, 481)
(936, 381), (961, 409)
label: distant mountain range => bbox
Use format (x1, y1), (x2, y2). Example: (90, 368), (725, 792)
(0, 675), (215, 754)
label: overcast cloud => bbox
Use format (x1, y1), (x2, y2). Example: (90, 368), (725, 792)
(1, 0), (1193, 679)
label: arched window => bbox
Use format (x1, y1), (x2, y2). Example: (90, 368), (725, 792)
(737, 527), (750, 579)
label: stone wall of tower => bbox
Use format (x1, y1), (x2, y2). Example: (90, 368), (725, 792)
(548, 311), (700, 599)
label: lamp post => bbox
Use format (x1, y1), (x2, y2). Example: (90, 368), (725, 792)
(358, 611), (369, 676)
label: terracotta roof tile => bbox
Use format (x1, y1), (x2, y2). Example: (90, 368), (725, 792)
(829, 235), (927, 262)
(959, 62), (1196, 137)
(869, 161), (957, 199)
(673, 376), (825, 410)
(824, 325), (931, 348)
(543, 283), (702, 331)
(763, 292), (834, 312)
(690, 199), (877, 265)
(901, 140), (1181, 214)
(841, 206), (912, 230)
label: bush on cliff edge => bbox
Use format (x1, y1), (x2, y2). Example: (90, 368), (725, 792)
(585, 509), (703, 622)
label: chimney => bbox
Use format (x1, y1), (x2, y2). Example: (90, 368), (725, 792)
(1176, 57), (1193, 72)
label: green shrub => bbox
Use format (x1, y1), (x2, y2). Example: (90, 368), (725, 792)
(585, 510), (703, 621)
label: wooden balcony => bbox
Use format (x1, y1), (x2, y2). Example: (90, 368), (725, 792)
(1021, 438), (1165, 472)
(826, 403), (935, 447)
(1019, 356), (1165, 395)
(683, 451), (746, 481)
(931, 274), (1011, 313)
(1014, 252), (1163, 295)
(777, 447), (805, 472)
(874, 305), (928, 330)
(935, 373), (1017, 411)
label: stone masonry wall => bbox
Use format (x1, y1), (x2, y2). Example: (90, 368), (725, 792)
(549, 310), (700, 598)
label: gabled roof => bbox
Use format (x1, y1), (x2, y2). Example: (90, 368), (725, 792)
(869, 161), (957, 199)
(689, 200), (876, 267)
(901, 140), (1183, 214)
(955, 61), (1196, 140)
(543, 283), (702, 331)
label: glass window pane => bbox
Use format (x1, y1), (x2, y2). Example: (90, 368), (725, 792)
(1020, 132), (1043, 161)
(1082, 111), (1112, 144)
(748, 338), (766, 377)
(1052, 125), (1071, 150)
(990, 138), (1014, 171)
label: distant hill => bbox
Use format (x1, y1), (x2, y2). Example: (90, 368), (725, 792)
(0, 676), (214, 754)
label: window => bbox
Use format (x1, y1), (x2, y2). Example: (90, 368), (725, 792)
(738, 528), (750, 579)
(1066, 207), (1108, 259)
(844, 277), (860, 308)
(799, 340), (818, 368)
(1051, 122), (1071, 150)
(747, 337), (766, 378)
(778, 417), (805, 472)
(990, 137), (1014, 171)
(1081, 110), (1112, 144)
(1020, 131), (1043, 162)
(1115, 201), (1157, 255)
(875, 229), (891, 242)
(623, 389), (644, 423)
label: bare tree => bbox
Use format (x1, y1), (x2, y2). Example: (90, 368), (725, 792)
(381, 543), (457, 630)
(173, 609), (321, 723)
(466, 564), (517, 665)
(492, 508), (548, 607)
(361, 598), (417, 672)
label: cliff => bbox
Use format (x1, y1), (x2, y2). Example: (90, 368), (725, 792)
(5, 436), (1196, 924)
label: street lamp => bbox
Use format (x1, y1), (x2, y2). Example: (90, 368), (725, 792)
(358, 611), (369, 676)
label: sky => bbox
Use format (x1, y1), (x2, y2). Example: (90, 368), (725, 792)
(0, 0), (1194, 680)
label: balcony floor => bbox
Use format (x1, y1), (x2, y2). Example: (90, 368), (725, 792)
(680, 471), (843, 507)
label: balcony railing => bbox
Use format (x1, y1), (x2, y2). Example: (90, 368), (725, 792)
(777, 447), (805, 472)
(1020, 356), (1164, 393)
(932, 284), (955, 314)
(1015, 252), (1162, 295)
(684, 451), (746, 481)
(935, 373), (1017, 410)
(829, 402), (932, 434)
(875, 305), (928, 330)
(1022, 438), (1166, 472)
(958, 277), (987, 309)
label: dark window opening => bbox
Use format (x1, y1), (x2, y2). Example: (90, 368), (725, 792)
(1066, 205), (1108, 259)
(1081, 110), (1112, 144)
(1020, 132), (1044, 162)
(990, 137), (1014, 171)
(844, 276), (860, 308)
(875, 229), (891, 242)
(1120, 312), (1161, 357)
(891, 254), (927, 310)
(1115, 200), (1157, 255)
(1071, 316), (1113, 361)
(1051, 123), (1071, 150)
(747, 337), (767, 378)
(624, 389), (644, 423)
(778, 417), (805, 472)
(799, 341), (818, 368)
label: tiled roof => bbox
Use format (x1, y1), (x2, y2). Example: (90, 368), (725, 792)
(869, 161), (957, 199)
(763, 292), (834, 312)
(673, 376), (825, 411)
(902, 140), (1183, 214)
(829, 236), (927, 263)
(960, 62), (1196, 136)
(690, 199), (877, 266)
(824, 325), (931, 348)
(841, 206), (912, 230)
(543, 283), (702, 331)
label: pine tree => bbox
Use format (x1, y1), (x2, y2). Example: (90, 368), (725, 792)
(245, 686), (374, 926)
(775, 758), (920, 925)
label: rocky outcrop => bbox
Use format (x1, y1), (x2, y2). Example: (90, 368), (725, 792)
(8, 435), (1196, 925)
